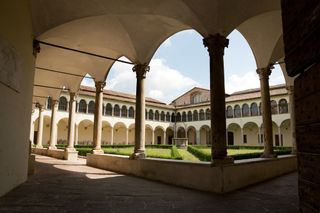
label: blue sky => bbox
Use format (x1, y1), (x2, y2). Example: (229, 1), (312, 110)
(82, 30), (285, 104)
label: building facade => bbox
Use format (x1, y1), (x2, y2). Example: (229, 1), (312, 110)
(31, 84), (292, 148)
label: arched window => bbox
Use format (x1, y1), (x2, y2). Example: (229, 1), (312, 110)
(129, 107), (134, 118)
(242, 104), (250, 117)
(78, 99), (87, 113)
(88, 101), (95, 114)
(199, 109), (205, 120)
(226, 106), (233, 118)
(279, 99), (288, 114)
(58, 96), (68, 111)
(114, 105), (120, 117)
(160, 111), (165, 121)
(176, 112), (181, 122)
(47, 97), (52, 110)
(250, 103), (258, 116)
(155, 110), (160, 121)
(271, 100), (278, 114)
(182, 112), (187, 122)
(171, 112), (175, 122)
(234, 105), (241, 118)
(149, 109), (154, 120)
(191, 92), (201, 104)
(206, 108), (210, 120)
(166, 112), (170, 122)
(121, 105), (127, 117)
(187, 111), (193, 121)
(193, 110), (198, 121)
(105, 103), (112, 116)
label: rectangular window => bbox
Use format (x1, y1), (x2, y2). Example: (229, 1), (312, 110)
(243, 135), (247, 144)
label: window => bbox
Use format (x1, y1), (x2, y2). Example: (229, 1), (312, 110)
(129, 107), (134, 118)
(243, 135), (247, 144)
(271, 100), (278, 114)
(234, 105), (241, 118)
(242, 104), (250, 117)
(155, 110), (160, 121)
(205, 108), (210, 120)
(121, 105), (127, 117)
(250, 103), (258, 116)
(105, 103), (112, 116)
(226, 106), (233, 118)
(78, 99), (87, 113)
(193, 110), (198, 121)
(259, 103), (262, 115)
(149, 109), (154, 120)
(166, 112), (171, 122)
(58, 96), (68, 111)
(182, 112), (186, 122)
(176, 112), (181, 122)
(161, 111), (165, 121)
(47, 97), (52, 110)
(114, 105), (120, 116)
(171, 112), (175, 122)
(88, 101), (95, 114)
(187, 111), (192, 121)
(199, 109), (205, 120)
(279, 99), (288, 114)
(191, 92), (201, 104)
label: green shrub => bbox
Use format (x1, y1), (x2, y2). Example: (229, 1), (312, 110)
(171, 146), (183, 160)
(187, 146), (211, 161)
(146, 144), (172, 149)
(76, 148), (92, 156)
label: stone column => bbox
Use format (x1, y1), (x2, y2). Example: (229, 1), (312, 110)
(258, 127), (261, 144)
(48, 100), (59, 149)
(36, 105), (44, 148)
(125, 128), (129, 145)
(92, 81), (106, 154)
(151, 130), (155, 145)
(131, 64), (149, 159)
(287, 85), (296, 153)
(163, 131), (166, 144)
(74, 124), (79, 146)
(257, 66), (276, 158)
(196, 130), (201, 145)
(278, 127), (282, 146)
(110, 127), (114, 145)
(203, 33), (233, 165)
(66, 93), (76, 152)
(29, 112), (35, 146)
(240, 128), (244, 144)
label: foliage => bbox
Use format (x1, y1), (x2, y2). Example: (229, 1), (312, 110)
(170, 146), (183, 160)
(187, 146), (211, 161)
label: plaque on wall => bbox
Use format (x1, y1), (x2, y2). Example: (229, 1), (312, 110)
(0, 38), (22, 92)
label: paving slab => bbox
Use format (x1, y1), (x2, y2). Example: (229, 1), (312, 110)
(0, 155), (298, 213)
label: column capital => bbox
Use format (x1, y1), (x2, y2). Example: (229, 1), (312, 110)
(286, 85), (294, 94)
(256, 65), (273, 79)
(203, 33), (229, 56)
(132, 64), (150, 79)
(69, 92), (78, 101)
(95, 81), (106, 92)
(37, 104), (44, 111)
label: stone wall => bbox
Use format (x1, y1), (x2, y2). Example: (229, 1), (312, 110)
(282, 0), (320, 212)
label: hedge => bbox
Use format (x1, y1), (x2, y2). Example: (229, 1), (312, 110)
(187, 146), (211, 161)
(171, 146), (183, 160)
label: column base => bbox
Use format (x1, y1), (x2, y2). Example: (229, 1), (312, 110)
(64, 149), (78, 161)
(35, 145), (43, 148)
(211, 157), (234, 166)
(91, 149), (104, 155)
(65, 147), (76, 152)
(261, 153), (278, 158)
(48, 146), (57, 150)
(129, 151), (146, 160)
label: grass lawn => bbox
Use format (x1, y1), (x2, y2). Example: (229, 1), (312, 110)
(194, 147), (263, 156)
(178, 149), (200, 161)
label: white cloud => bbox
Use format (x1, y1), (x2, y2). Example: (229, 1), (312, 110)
(225, 71), (260, 94)
(80, 74), (95, 87)
(105, 58), (199, 103)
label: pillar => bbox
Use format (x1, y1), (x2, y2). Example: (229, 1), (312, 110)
(278, 126), (282, 146)
(66, 93), (76, 152)
(240, 128), (244, 144)
(257, 66), (276, 158)
(74, 124), (79, 146)
(163, 131), (166, 144)
(131, 64), (149, 159)
(258, 127), (261, 144)
(196, 130), (200, 145)
(48, 100), (59, 149)
(110, 127), (114, 145)
(29, 111), (35, 145)
(36, 105), (44, 148)
(125, 128), (129, 145)
(151, 130), (155, 145)
(287, 85), (296, 153)
(92, 81), (106, 154)
(203, 33), (233, 165)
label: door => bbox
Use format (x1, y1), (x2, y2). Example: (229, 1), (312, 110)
(227, 132), (234, 145)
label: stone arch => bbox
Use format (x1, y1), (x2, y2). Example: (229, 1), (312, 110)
(101, 121), (112, 145)
(250, 102), (259, 116)
(57, 118), (68, 145)
(227, 123), (241, 145)
(105, 103), (113, 116)
(114, 104), (120, 117)
(78, 119), (94, 145)
(187, 126), (197, 145)
(242, 103), (250, 117)
(58, 96), (68, 111)
(78, 99), (87, 113)
(88, 100), (95, 114)
(154, 126), (165, 144)
(114, 122), (127, 145)
(166, 127), (174, 145)
(121, 105), (128, 117)
(243, 122), (259, 146)
(128, 123), (135, 145)
(200, 125), (211, 145)
(182, 111), (187, 122)
(280, 119), (291, 147)
(145, 124), (153, 145)
(187, 111), (193, 122)
(193, 110), (199, 121)
(177, 126), (186, 138)
(226, 105), (233, 118)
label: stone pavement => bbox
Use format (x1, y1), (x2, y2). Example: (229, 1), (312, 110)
(0, 155), (298, 213)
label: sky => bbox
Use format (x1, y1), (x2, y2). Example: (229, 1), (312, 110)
(81, 30), (285, 104)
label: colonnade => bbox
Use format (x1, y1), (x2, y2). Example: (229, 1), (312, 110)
(34, 34), (296, 164)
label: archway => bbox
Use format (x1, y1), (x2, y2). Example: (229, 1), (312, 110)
(200, 125), (210, 145)
(166, 127), (174, 145)
(78, 119), (94, 145)
(227, 123), (241, 145)
(114, 122), (127, 145)
(154, 126), (165, 145)
(243, 122), (259, 146)
(280, 119), (291, 147)
(57, 118), (68, 145)
(145, 125), (153, 145)
(187, 126), (196, 145)
(101, 121), (112, 145)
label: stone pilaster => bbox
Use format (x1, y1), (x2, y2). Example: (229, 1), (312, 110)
(163, 131), (166, 144)
(66, 93), (76, 152)
(48, 100), (59, 149)
(36, 105), (44, 148)
(110, 127), (114, 145)
(203, 33), (233, 165)
(92, 81), (105, 154)
(287, 85), (296, 153)
(74, 124), (79, 146)
(257, 66), (276, 158)
(131, 64), (149, 159)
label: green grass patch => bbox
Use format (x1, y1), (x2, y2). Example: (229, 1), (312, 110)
(178, 149), (200, 161)
(171, 146), (183, 160)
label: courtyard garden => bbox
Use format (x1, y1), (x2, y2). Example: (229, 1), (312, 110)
(54, 144), (292, 161)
